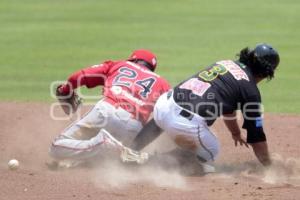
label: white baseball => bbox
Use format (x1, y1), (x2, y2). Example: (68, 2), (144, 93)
(8, 159), (19, 170)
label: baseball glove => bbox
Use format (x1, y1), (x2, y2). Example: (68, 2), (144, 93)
(56, 85), (82, 115)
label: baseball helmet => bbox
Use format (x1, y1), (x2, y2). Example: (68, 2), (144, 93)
(128, 49), (157, 71)
(253, 43), (280, 71)
(238, 43), (280, 79)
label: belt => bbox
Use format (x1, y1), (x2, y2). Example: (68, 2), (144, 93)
(167, 90), (195, 121)
(179, 109), (194, 121)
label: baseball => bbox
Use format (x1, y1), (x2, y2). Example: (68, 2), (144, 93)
(8, 159), (19, 170)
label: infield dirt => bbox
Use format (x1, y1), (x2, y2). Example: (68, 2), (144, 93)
(0, 102), (299, 200)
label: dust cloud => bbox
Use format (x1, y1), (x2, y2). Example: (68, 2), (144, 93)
(262, 154), (300, 186)
(216, 153), (300, 186)
(91, 159), (188, 189)
(89, 134), (188, 190)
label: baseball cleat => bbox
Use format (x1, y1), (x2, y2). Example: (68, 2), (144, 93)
(196, 156), (216, 174)
(120, 147), (149, 164)
(200, 162), (216, 173)
(101, 129), (149, 164)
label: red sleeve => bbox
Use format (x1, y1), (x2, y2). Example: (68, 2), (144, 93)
(60, 60), (114, 94)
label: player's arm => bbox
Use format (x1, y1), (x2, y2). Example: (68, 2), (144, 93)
(55, 61), (113, 114)
(250, 141), (271, 166)
(130, 119), (163, 151)
(223, 112), (248, 147)
(242, 99), (271, 166)
(58, 61), (113, 95)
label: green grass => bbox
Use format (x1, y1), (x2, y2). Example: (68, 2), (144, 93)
(0, 0), (299, 113)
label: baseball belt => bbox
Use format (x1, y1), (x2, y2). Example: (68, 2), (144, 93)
(167, 90), (195, 121)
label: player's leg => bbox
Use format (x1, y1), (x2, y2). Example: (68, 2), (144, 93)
(158, 117), (219, 173)
(161, 115), (220, 163)
(102, 102), (143, 146)
(153, 91), (219, 172)
(50, 128), (148, 163)
(49, 100), (145, 164)
(49, 100), (110, 160)
(50, 129), (116, 160)
(194, 124), (219, 163)
(193, 124), (219, 173)
(92, 102), (146, 162)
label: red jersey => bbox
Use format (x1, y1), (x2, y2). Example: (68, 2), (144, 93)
(63, 60), (170, 124)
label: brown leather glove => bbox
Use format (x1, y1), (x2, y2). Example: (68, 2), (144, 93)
(56, 84), (81, 115)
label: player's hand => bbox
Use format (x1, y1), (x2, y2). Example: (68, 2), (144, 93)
(56, 83), (73, 96)
(232, 134), (249, 148)
(56, 84), (81, 115)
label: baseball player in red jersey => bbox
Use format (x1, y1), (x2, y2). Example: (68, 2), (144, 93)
(49, 49), (170, 167)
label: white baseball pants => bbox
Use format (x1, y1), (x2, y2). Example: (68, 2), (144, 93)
(49, 100), (143, 161)
(153, 92), (219, 162)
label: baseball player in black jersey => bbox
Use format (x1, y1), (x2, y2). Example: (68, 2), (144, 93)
(131, 43), (280, 172)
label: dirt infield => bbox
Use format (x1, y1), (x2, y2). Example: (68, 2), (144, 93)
(0, 102), (299, 200)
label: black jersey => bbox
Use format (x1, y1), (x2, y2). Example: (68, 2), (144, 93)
(173, 60), (266, 143)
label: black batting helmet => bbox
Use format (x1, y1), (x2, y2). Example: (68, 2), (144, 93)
(238, 43), (280, 80)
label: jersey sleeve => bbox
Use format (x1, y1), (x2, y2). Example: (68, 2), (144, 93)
(242, 95), (266, 143)
(61, 60), (114, 94)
